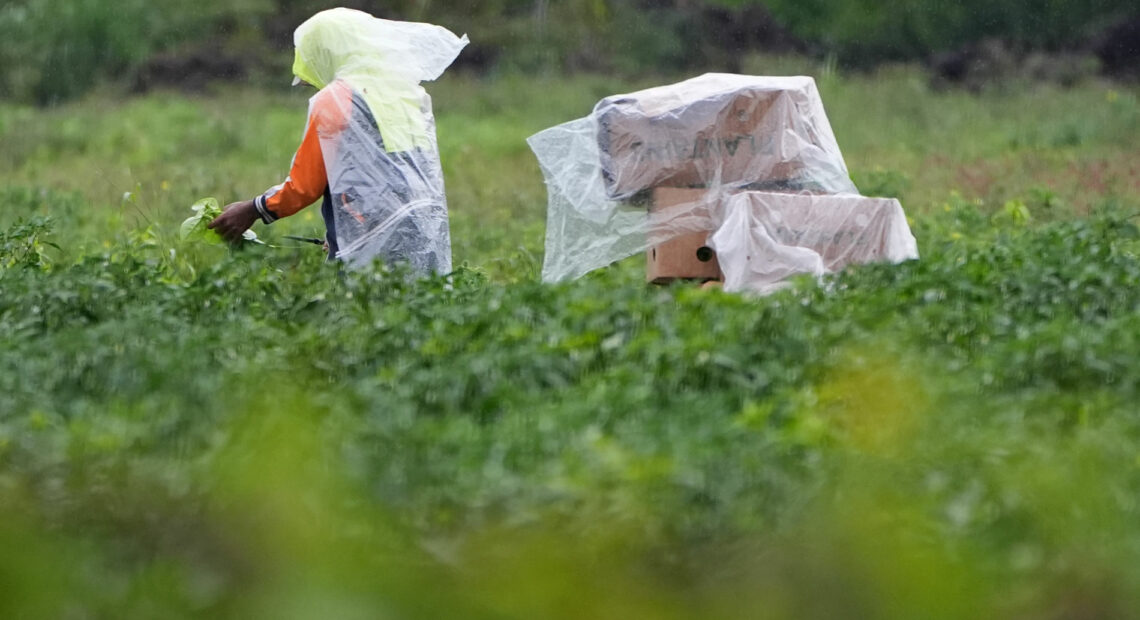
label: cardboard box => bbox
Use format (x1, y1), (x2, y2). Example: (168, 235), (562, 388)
(644, 188), (918, 287)
(721, 192), (913, 270)
(647, 231), (723, 283)
(646, 187), (723, 283)
(597, 75), (821, 200)
(711, 191), (919, 293)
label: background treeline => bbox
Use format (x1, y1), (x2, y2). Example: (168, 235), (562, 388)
(1, 0), (1137, 104)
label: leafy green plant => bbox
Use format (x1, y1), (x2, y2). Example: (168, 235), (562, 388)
(2, 72), (1140, 619)
(0, 216), (55, 269)
(993, 199), (1033, 226)
(179, 196), (223, 244)
(852, 166), (911, 199)
(5, 199), (1140, 616)
(179, 197), (259, 245)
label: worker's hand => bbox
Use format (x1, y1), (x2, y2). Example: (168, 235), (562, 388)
(208, 200), (259, 244)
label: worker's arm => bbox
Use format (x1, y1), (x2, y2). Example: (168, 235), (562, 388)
(208, 120), (325, 242)
(210, 82), (348, 242)
(254, 82), (352, 224)
(252, 116), (329, 224)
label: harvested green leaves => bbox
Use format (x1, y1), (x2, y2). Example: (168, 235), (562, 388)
(179, 197), (260, 245)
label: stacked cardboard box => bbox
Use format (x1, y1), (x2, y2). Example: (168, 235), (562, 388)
(644, 188), (912, 286)
(591, 73), (909, 287)
(645, 188), (722, 283)
(597, 86), (814, 201)
(711, 191), (915, 292)
(595, 76), (838, 283)
(529, 73), (907, 287)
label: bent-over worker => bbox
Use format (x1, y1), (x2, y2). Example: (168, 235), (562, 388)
(209, 8), (467, 274)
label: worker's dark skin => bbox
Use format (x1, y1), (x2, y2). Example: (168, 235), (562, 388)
(208, 200), (259, 244)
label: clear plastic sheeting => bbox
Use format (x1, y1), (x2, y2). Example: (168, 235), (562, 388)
(709, 192), (919, 295)
(293, 8), (467, 272)
(595, 74), (856, 200)
(529, 73), (861, 284)
(529, 72), (918, 292)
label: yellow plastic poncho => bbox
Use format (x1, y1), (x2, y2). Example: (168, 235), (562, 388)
(293, 8), (467, 271)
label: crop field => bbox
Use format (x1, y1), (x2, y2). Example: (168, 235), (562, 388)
(2, 64), (1140, 617)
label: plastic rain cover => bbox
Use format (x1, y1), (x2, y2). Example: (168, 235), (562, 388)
(293, 8), (467, 272)
(709, 192), (918, 295)
(527, 73), (918, 292)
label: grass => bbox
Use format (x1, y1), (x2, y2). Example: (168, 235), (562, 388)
(2, 64), (1140, 618)
(3, 66), (1137, 270)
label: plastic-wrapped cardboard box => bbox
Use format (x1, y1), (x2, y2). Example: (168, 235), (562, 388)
(596, 75), (836, 200)
(709, 191), (919, 294)
(645, 188), (919, 290)
(528, 73), (859, 283)
(646, 188), (722, 283)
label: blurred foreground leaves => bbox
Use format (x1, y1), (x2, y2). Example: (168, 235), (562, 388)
(4, 197), (1140, 616)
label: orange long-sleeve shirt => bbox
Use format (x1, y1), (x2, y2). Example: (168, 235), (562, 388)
(254, 81), (352, 223)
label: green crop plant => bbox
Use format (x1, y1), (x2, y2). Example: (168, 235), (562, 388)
(1, 70), (1139, 618)
(179, 197), (260, 245)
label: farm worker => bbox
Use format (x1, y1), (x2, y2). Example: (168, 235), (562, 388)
(209, 8), (467, 274)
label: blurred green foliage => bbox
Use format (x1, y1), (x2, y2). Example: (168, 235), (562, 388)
(758, 0), (1135, 65)
(4, 178), (1140, 617)
(0, 0), (271, 104)
(1, 0), (1135, 104)
(0, 67), (1139, 615)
